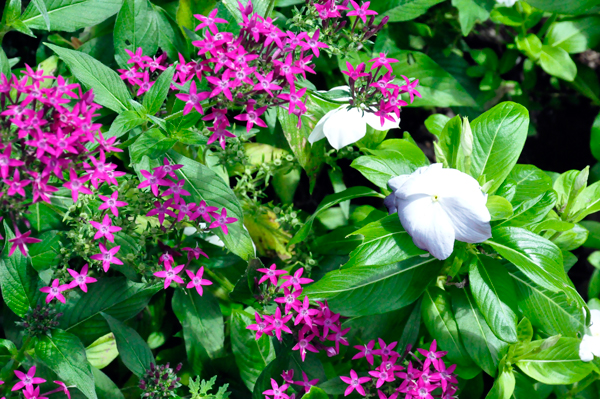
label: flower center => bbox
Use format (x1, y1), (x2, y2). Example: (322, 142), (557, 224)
(432, 194), (440, 202)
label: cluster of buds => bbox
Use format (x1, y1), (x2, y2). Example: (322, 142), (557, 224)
(139, 363), (183, 399)
(171, 1), (329, 149)
(0, 66), (123, 258)
(263, 370), (319, 399)
(342, 340), (459, 398)
(15, 304), (63, 337)
(248, 264), (350, 361)
(289, 0), (389, 55)
(1, 367), (71, 399)
(118, 50), (170, 97)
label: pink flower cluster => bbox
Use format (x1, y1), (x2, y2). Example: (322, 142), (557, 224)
(248, 264), (350, 361)
(172, 2), (329, 149)
(118, 50), (170, 97)
(263, 370), (319, 399)
(40, 264), (97, 304)
(342, 340), (458, 398)
(1, 366), (71, 399)
(0, 67), (123, 258)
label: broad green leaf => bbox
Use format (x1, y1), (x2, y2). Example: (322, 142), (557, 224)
(495, 191), (557, 228)
(176, 0), (216, 30)
(28, 231), (60, 270)
(105, 110), (147, 140)
(512, 372), (541, 399)
(304, 387), (329, 399)
(504, 164), (552, 205)
(0, 222), (44, 317)
(571, 180), (600, 222)
(370, 0), (445, 22)
(425, 114), (451, 137)
(470, 102), (529, 193)
(21, 0), (122, 31)
(545, 16), (600, 54)
(351, 140), (429, 188)
(591, 111), (600, 161)
(490, 7), (524, 26)
(344, 214), (426, 267)
(582, 220), (600, 249)
(130, 129), (177, 164)
(114, 0), (159, 69)
(165, 151), (254, 260)
(487, 195), (514, 221)
(516, 338), (594, 385)
(452, 0), (494, 36)
(539, 45), (577, 81)
(92, 367), (125, 399)
(223, 0), (273, 21)
(36, 329), (97, 399)
(143, 65), (175, 115)
(0, 47), (10, 78)
(516, 34), (542, 60)
(304, 256), (442, 317)
(451, 287), (509, 376)
(30, 0), (50, 30)
(552, 223), (588, 251)
(422, 287), (478, 378)
(524, 0), (599, 15)
(103, 313), (154, 377)
(57, 277), (160, 346)
(508, 266), (585, 337)
(231, 309), (276, 391)
(46, 44), (132, 113)
(172, 289), (224, 374)
(289, 186), (381, 246)
(571, 63), (600, 105)
(155, 5), (188, 60)
(486, 369), (515, 399)
(85, 333), (119, 369)
(486, 226), (569, 294)
(436, 115), (462, 168)
(469, 256), (519, 343)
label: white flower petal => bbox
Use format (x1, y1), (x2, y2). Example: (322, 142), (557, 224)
(384, 193), (396, 214)
(397, 197), (456, 260)
(363, 111), (400, 131)
(580, 334), (597, 362)
(323, 106), (367, 150)
(388, 174), (412, 192)
(394, 164), (444, 199)
(308, 107), (338, 144)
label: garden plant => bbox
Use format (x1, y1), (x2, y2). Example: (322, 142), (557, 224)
(2, 0), (600, 398)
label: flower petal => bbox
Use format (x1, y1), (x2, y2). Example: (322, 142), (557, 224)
(440, 196), (491, 243)
(363, 111), (400, 131)
(308, 108), (338, 144)
(579, 334), (596, 362)
(323, 106), (367, 150)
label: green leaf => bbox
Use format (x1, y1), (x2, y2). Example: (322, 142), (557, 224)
(165, 151), (255, 260)
(289, 186), (381, 246)
(516, 34), (542, 60)
(370, 0), (445, 22)
(0, 47), (10, 78)
(303, 256), (442, 317)
(436, 115), (462, 168)
(30, 0), (50, 30)
(590, 111), (600, 161)
(28, 231), (61, 270)
(351, 139), (429, 188)
(504, 164), (553, 205)
(451, 287), (509, 376)
(490, 7), (524, 26)
(92, 367), (125, 399)
(452, 0), (494, 36)
(105, 110), (147, 140)
(114, 0), (159, 69)
(46, 43), (132, 113)
(495, 191), (557, 228)
(223, 0), (272, 21)
(57, 277), (160, 346)
(85, 333), (119, 370)
(102, 313), (154, 377)
(469, 256), (519, 343)
(304, 387), (329, 399)
(155, 5), (188, 60)
(231, 309), (275, 391)
(422, 287), (478, 378)
(21, 0), (122, 31)
(486, 226), (570, 294)
(539, 45), (577, 81)
(545, 16), (600, 54)
(36, 329), (97, 399)
(143, 65), (175, 115)
(130, 129), (177, 164)
(508, 266), (585, 337)
(487, 195), (514, 221)
(511, 372), (541, 399)
(425, 114), (451, 137)
(552, 223), (588, 251)
(176, 0), (216, 30)
(0, 221), (44, 317)
(516, 338), (594, 385)
(172, 289), (224, 374)
(524, 0), (599, 15)
(344, 214), (426, 267)
(485, 369), (515, 399)
(470, 102), (529, 193)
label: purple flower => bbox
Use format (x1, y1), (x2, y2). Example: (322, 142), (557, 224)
(352, 340), (376, 365)
(154, 264), (185, 289)
(67, 264), (97, 292)
(293, 371), (319, 393)
(8, 229), (42, 257)
(209, 208), (238, 234)
(263, 379), (289, 399)
(418, 340), (447, 370)
(186, 267), (213, 295)
(247, 313), (274, 339)
(340, 370), (370, 397)
(39, 279), (70, 304)
(257, 263), (287, 286)
(264, 307), (292, 340)
(90, 243), (122, 272)
(98, 191), (128, 217)
(280, 268), (313, 291)
(89, 214), (122, 243)
(347, 0), (378, 23)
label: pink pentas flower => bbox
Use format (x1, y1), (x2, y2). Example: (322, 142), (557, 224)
(138, 169), (172, 196)
(0, 145), (24, 178)
(162, 179), (191, 201)
(353, 340), (376, 365)
(280, 268), (313, 291)
(182, 244), (208, 260)
(209, 208), (238, 234)
(292, 332), (318, 361)
(342, 62), (369, 81)
(155, 263), (185, 289)
(373, 338), (398, 357)
(40, 279), (69, 304)
(314, 308), (340, 338)
(378, 391), (398, 399)
(340, 370), (371, 397)
(294, 296), (319, 327)
(125, 47), (145, 67)
(263, 379), (289, 399)
(347, 0), (378, 23)
(399, 75), (422, 103)
(207, 122), (236, 149)
(51, 381), (72, 399)
(299, 30), (328, 57)
(369, 367), (396, 389)
(8, 230), (42, 256)
(176, 81), (210, 115)
(154, 158), (183, 179)
(418, 340), (447, 370)
(63, 169), (92, 202)
(253, 71), (282, 97)
(12, 366), (46, 391)
(98, 191), (128, 217)
(67, 264), (97, 293)
(327, 327), (350, 352)
(186, 267), (213, 295)
(133, 71), (155, 96)
(264, 307), (293, 340)
(190, 200), (219, 223)
(91, 243), (122, 272)
(281, 370), (294, 384)
(23, 386), (48, 399)
(195, 9), (228, 33)
(147, 200), (177, 225)
(274, 287), (302, 314)
(247, 313), (274, 340)
(206, 75), (234, 101)
(90, 214), (122, 242)
(278, 84), (307, 115)
(159, 252), (175, 268)
(430, 360), (457, 391)
(257, 263), (287, 285)
(4, 169), (30, 197)
(293, 372), (319, 393)
(370, 52), (399, 72)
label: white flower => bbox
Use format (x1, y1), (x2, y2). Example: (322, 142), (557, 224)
(308, 104), (400, 150)
(579, 309), (600, 362)
(496, 0), (518, 7)
(385, 163), (492, 260)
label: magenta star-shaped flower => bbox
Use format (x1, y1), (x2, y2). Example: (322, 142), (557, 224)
(352, 340), (376, 365)
(4, 169), (31, 197)
(274, 287), (302, 314)
(399, 75), (422, 104)
(253, 71), (282, 97)
(206, 75), (233, 101)
(186, 267), (212, 295)
(430, 360), (457, 392)
(369, 366), (396, 388)
(278, 84), (307, 115)
(327, 327), (350, 352)
(154, 263), (185, 289)
(264, 307), (293, 341)
(299, 29), (329, 57)
(125, 47), (145, 67)
(176, 81), (210, 115)
(194, 9), (228, 33)
(340, 370), (371, 397)
(89, 214), (122, 243)
(98, 191), (128, 217)
(52, 381), (72, 399)
(39, 279), (70, 304)
(209, 208), (238, 235)
(0, 145), (24, 178)
(247, 313), (274, 340)
(8, 230), (42, 256)
(90, 243), (122, 272)
(292, 332), (318, 361)
(257, 263), (287, 285)
(234, 101), (268, 133)
(418, 340), (448, 370)
(280, 268), (313, 291)
(182, 244), (208, 261)
(63, 169), (92, 203)
(12, 367), (46, 392)
(146, 200), (177, 225)
(342, 61), (370, 81)
(347, 0), (378, 23)
(67, 264), (97, 293)
(294, 296), (319, 327)
(23, 385), (49, 399)
(370, 52), (399, 72)
(373, 338), (398, 357)
(293, 371), (319, 393)
(138, 169), (172, 196)
(263, 379), (289, 399)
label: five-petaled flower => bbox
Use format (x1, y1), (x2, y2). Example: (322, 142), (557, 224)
(67, 264), (97, 293)
(154, 264), (185, 289)
(91, 243), (123, 272)
(340, 369), (371, 397)
(12, 366), (46, 391)
(39, 279), (70, 304)
(186, 267), (213, 295)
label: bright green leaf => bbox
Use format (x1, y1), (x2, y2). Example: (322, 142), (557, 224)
(114, 0), (159, 69)
(539, 45), (577, 82)
(21, 0), (122, 31)
(103, 313), (154, 377)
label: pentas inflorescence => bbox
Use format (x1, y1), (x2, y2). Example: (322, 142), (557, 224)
(248, 264), (350, 363)
(263, 369), (319, 399)
(118, 50), (170, 97)
(0, 367), (72, 399)
(0, 68), (122, 259)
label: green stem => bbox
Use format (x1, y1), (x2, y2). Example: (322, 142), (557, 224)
(202, 266), (235, 292)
